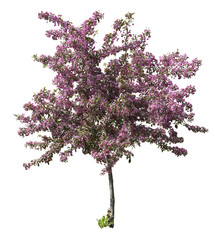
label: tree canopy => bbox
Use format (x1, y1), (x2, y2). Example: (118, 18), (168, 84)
(15, 11), (208, 175)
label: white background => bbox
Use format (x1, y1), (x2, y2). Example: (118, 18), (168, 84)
(1, 0), (215, 239)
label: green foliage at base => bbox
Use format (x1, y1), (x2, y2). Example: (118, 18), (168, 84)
(96, 209), (114, 228)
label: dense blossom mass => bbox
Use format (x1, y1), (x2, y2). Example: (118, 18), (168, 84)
(15, 11), (208, 175)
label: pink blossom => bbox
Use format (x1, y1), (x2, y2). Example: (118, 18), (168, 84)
(14, 11), (208, 175)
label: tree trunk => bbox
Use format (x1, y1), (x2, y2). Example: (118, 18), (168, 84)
(108, 167), (115, 228)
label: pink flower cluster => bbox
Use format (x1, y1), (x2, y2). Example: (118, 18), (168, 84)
(15, 11), (208, 175)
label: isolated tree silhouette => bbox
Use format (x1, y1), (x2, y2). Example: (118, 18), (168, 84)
(14, 11), (208, 228)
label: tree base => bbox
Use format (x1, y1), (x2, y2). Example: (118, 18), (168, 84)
(109, 223), (114, 228)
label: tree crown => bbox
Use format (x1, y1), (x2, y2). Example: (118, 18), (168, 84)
(15, 11), (208, 175)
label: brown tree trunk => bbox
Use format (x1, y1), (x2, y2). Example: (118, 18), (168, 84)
(108, 167), (115, 228)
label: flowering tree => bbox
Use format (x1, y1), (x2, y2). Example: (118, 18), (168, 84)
(14, 11), (208, 228)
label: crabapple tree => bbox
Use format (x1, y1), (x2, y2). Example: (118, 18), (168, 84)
(14, 11), (208, 228)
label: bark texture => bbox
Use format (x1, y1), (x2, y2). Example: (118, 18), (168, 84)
(108, 168), (115, 228)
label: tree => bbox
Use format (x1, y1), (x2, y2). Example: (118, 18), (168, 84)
(14, 11), (208, 228)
